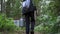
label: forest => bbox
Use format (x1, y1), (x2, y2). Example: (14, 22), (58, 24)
(0, 0), (60, 34)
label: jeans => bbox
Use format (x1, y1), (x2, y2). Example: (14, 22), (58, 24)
(24, 12), (35, 34)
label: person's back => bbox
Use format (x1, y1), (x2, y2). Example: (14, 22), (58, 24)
(22, 0), (30, 15)
(22, 0), (37, 34)
(22, 0), (36, 15)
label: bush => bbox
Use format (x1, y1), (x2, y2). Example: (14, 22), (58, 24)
(0, 14), (16, 31)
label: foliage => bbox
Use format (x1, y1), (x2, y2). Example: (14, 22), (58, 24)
(2, 0), (60, 34)
(6, 0), (22, 19)
(0, 14), (16, 31)
(35, 0), (60, 34)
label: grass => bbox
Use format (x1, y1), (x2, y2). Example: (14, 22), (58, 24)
(0, 27), (25, 34)
(0, 32), (2, 34)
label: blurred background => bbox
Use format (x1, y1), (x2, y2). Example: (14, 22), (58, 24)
(0, 0), (60, 34)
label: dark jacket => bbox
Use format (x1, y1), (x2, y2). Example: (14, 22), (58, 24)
(22, 0), (37, 15)
(22, 5), (37, 15)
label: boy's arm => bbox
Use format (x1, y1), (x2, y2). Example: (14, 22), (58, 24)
(34, 6), (39, 16)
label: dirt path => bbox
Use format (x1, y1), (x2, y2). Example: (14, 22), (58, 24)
(0, 31), (42, 34)
(18, 31), (42, 34)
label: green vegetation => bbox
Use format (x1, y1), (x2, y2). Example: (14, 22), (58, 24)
(0, 0), (60, 34)
(0, 15), (25, 34)
(34, 0), (60, 34)
(6, 0), (22, 19)
(0, 14), (16, 31)
(0, 14), (25, 32)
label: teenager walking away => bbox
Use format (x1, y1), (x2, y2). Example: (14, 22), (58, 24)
(22, 0), (37, 34)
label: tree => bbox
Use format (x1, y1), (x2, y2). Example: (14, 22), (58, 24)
(0, 0), (5, 13)
(6, 0), (22, 19)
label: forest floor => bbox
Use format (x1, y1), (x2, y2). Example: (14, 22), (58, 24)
(0, 31), (42, 34)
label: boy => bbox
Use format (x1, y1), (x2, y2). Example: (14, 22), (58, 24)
(22, 0), (37, 34)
